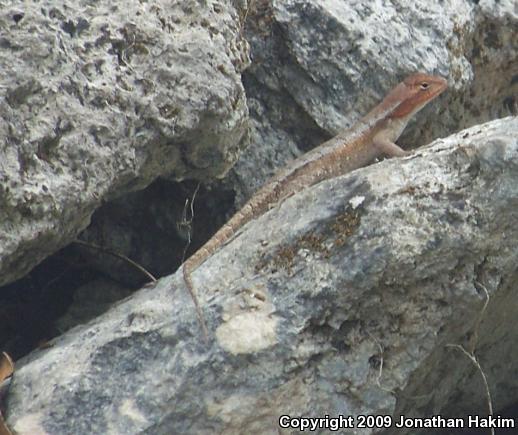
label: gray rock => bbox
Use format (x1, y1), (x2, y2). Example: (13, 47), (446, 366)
(231, 0), (516, 203)
(0, 0), (250, 286)
(2, 0), (518, 432)
(6, 117), (518, 434)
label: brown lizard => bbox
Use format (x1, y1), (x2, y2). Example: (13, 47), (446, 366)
(183, 72), (447, 340)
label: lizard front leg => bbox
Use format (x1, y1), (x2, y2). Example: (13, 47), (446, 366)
(372, 135), (409, 157)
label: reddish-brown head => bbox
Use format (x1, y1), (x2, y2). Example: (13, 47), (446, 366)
(383, 73), (448, 119)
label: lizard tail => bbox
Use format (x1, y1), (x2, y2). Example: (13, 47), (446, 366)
(180, 212), (244, 343)
(183, 260), (209, 343)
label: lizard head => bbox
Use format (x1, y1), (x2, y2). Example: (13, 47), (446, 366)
(385, 73), (448, 119)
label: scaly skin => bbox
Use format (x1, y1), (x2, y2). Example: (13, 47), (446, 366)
(183, 72), (448, 340)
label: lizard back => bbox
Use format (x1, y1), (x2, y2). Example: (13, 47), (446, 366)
(182, 118), (383, 340)
(186, 118), (381, 272)
(180, 72), (448, 340)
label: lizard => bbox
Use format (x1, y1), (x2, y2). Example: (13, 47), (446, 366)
(182, 72), (448, 340)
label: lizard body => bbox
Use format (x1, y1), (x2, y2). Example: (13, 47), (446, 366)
(183, 72), (447, 339)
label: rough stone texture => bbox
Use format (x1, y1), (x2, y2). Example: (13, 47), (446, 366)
(230, 0), (516, 203)
(2, 0), (518, 432)
(18, 0), (516, 303)
(6, 117), (518, 434)
(0, 0), (250, 286)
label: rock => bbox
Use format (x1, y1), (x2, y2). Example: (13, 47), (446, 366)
(0, 0), (250, 286)
(6, 117), (518, 434)
(2, 0), (518, 432)
(231, 0), (516, 202)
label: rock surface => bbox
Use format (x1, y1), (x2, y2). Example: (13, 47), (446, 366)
(0, 0), (250, 286)
(6, 117), (518, 434)
(231, 0), (516, 202)
(1, 0), (518, 433)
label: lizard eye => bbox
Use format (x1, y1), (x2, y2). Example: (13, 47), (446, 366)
(420, 82), (430, 90)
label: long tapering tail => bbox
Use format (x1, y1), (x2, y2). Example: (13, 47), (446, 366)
(181, 206), (250, 342)
(182, 259), (209, 342)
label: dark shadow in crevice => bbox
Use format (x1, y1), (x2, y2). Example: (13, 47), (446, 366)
(0, 177), (236, 360)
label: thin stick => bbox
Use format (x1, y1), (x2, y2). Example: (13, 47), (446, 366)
(445, 343), (493, 430)
(469, 282), (490, 353)
(446, 282), (493, 435)
(179, 182), (209, 342)
(180, 182), (201, 265)
(73, 239), (157, 283)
